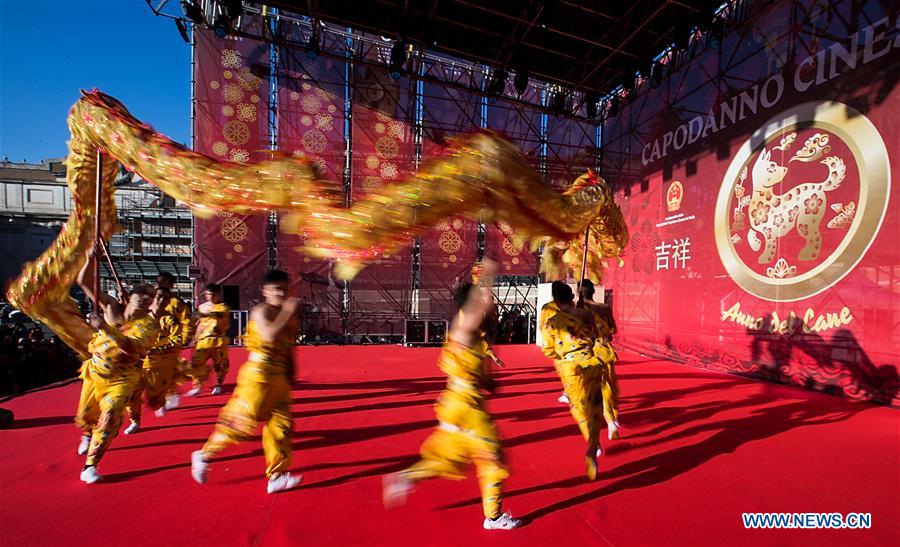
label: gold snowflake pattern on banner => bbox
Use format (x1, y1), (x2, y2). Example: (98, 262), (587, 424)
(302, 130), (327, 154)
(380, 162), (398, 180)
(236, 69), (262, 91)
(365, 156), (380, 169)
(362, 176), (382, 193)
(250, 95), (260, 104)
(223, 83), (244, 104)
(223, 71), (233, 80)
(222, 105), (234, 117)
(236, 103), (256, 122)
(434, 219), (451, 231)
(220, 216), (248, 243)
(374, 122), (386, 134)
(301, 95), (321, 114)
(210, 81), (220, 90)
(376, 136), (399, 159)
(221, 49), (242, 69)
(223, 120), (250, 145)
(212, 142), (228, 156)
(439, 230), (463, 253)
(388, 121), (404, 139)
(234, 244), (243, 253)
(229, 149), (250, 163)
(312, 157), (327, 175)
(314, 112), (333, 131)
(290, 91), (300, 101)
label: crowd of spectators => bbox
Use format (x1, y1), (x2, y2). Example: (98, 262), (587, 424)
(496, 306), (533, 344)
(0, 305), (80, 397)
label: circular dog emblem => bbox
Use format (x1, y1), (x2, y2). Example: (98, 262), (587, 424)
(715, 101), (890, 302)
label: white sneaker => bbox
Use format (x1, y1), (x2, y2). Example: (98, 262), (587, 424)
(191, 450), (209, 484)
(80, 466), (101, 484)
(608, 421), (620, 440)
(267, 472), (302, 494)
(211, 385), (222, 395)
(124, 422), (140, 435)
(154, 407), (166, 418)
(186, 387), (201, 397)
(557, 393), (570, 404)
(382, 473), (414, 508)
(77, 435), (91, 455)
(483, 512), (523, 530)
(165, 393), (181, 410)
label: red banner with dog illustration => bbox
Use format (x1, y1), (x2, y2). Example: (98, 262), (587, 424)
(599, 0), (899, 405)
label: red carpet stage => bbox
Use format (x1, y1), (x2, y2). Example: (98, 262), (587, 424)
(1, 345), (897, 546)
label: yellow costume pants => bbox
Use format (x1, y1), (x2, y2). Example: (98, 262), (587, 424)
(201, 362), (293, 477)
(126, 353), (179, 423)
(595, 343), (620, 425)
(190, 345), (229, 388)
(398, 392), (508, 519)
(558, 359), (605, 445)
(75, 364), (139, 466)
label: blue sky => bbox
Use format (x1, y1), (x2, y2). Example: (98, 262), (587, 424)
(0, 0), (191, 162)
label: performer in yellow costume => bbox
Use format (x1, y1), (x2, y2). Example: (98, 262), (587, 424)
(74, 254), (163, 484)
(383, 259), (522, 530)
(539, 299), (570, 405)
(541, 281), (604, 480)
(153, 272), (195, 410)
(191, 270), (301, 494)
(579, 280), (620, 440)
(187, 283), (230, 396)
(123, 287), (183, 434)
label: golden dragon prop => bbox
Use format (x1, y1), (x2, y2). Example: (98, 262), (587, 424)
(6, 90), (628, 357)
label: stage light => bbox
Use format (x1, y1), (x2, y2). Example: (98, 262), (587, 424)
(389, 41), (407, 80)
(585, 92), (599, 119)
(650, 62), (664, 88)
(708, 19), (724, 49)
(622, 69), (635, 93)
(513, 64), (529, 94)
(305, 33), (320, 60)
(175, 19), (190, 43)
(213, 13), (231, 38)
(552, 90), (567, 118)
(180, 0), (203, 24)
(222, 0), (243, 20)
(488, 68), (508, 96)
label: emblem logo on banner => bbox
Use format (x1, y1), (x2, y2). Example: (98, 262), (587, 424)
(715, 101), (890, 302)
(666, 180), (683, 212)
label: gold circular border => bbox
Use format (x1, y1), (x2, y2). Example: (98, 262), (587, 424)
(715, 101), (890, 302)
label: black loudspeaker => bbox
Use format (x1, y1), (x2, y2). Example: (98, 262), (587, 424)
(427, 321), (447, 344)
(405, 320), (426, 344)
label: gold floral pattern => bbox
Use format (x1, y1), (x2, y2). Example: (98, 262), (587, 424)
(301, 130), (327, 154)
(221, 49), (242, 69)
(236, 103), (256, 122)
(223, 120), (250, 145)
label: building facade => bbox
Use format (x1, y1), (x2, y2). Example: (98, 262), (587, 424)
(0, 159), (193, 305)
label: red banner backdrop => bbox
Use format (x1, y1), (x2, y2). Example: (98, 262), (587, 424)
(193, 22), (270, 308)
(600, 0), (899, 405)
(485, 86), (542, 274)
(349, 57), (414, 335)
(419, 82), (480, 316)
(276, 25), (345, 338)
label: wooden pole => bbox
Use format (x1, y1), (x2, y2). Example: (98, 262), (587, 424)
(579, 227), (590, 283)
(92, 148), (102, 309)
(98, 237), (126, 301)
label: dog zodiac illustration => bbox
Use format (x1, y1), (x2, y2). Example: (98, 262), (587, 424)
(746, 142), (846, 264)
